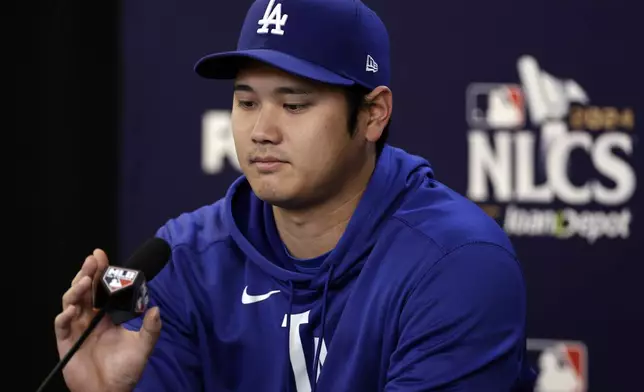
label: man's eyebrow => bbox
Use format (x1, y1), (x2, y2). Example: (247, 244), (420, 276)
(233, 84), (313, 95)
(233, 83), (254, 92)
(274, 86), (313, 95)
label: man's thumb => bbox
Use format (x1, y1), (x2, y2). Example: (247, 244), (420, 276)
(139, 307), (162, 350)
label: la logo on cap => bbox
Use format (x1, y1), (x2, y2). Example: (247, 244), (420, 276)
(257, 0), (288, 36)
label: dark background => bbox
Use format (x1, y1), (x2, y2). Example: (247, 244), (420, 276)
(20, 1), (119, 390)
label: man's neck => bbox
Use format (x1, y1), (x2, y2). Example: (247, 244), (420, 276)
(273, 156), (375, 260)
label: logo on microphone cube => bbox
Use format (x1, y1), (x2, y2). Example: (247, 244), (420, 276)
(135, 282), (149, 313)
(466, 83), (525, 130)
(103, 266), (139, 293)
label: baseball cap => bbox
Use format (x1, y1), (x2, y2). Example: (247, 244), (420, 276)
(194, 0), (390, 91)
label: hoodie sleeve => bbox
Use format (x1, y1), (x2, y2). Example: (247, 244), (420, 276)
(385, 242), (528, 392)
(122, 228), (204, 391)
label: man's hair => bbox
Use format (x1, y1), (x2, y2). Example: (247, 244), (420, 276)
(344, 85), (390, 154)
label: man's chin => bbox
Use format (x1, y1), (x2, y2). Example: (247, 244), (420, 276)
(248, 180), (291, 204)
(253, 189), (312, 211)
(247, 177), (321, 210)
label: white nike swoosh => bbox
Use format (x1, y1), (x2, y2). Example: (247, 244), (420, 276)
(241, 286), (281, 304)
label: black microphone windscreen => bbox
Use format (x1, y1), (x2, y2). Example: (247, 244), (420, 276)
(117, 237), (171, 280)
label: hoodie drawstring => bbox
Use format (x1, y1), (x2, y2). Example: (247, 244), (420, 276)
(284, 265), (335, 392)
(312, 264), (334, 392)
(284, 280), (294, 391)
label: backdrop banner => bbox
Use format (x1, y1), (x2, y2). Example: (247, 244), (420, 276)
(120, 0), (643, 390)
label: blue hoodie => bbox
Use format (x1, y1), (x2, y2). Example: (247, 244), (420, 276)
(124, 145), (534, 391)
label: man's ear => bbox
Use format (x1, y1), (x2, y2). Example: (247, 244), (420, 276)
(363, 86), (392, 143)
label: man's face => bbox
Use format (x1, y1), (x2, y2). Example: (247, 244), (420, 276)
(231, 63), (369, 209)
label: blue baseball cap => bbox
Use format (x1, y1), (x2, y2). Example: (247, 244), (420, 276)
(194, 0), (390, 91)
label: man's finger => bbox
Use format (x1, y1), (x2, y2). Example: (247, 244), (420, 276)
(138, 307), (162, 356)
(71, 255), (98, 286)
(92, 248), (110, 282)
(54, 305), (77, 341)
(62, 276), (92, 310)
(70, 269), (83, 287)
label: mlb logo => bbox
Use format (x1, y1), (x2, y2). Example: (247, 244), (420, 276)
(466, 83), (525, 130)
(102, 266), (139, 293)
(527, 338), (588, 392)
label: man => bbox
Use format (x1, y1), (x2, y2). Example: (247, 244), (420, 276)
(55, 0), (534, 391)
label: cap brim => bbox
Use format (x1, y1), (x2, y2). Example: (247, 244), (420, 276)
(194, 49), (355, 86)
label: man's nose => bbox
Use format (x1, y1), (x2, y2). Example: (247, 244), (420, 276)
(250, 106), (282, 144)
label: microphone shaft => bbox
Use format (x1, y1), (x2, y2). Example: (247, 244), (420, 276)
(36, 308), (107, 392)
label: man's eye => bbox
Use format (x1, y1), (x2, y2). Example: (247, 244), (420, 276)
(284, 103), (310, 112)
(237, 100), (256, 109)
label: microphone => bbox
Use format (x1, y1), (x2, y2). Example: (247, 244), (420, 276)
(93, 237), (171, 324)
(35, 237), (171, 392)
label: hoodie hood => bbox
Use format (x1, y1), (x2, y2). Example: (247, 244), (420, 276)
(225, 144), (434, 291)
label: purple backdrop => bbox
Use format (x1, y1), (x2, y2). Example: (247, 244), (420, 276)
(119, 0), (643, 390)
